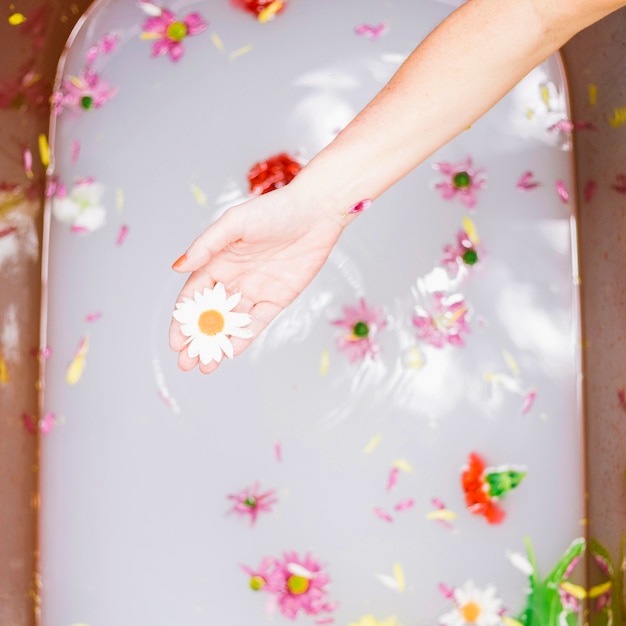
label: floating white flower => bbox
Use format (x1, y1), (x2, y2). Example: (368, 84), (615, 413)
(439, 580), (504, 626)
(173, 283), (253, 364)
(52, 178), (107, 232)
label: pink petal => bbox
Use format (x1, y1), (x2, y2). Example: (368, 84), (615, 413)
(22, 413), (37, 434)
(168, 41), (185, 62)
(438, 582), (455, 599)
(556, 180), (570, 203)
(583, 180), (597, 202)
(548, 119), (574, 132)
(522, 389), (537, 414)
(346, 198), (371, 215)
(0, 226), (17, 238)
(386, 467), (399, 491)
(116, 224), (129, 246)
(274, 440), (282, 462)
(85, 311), (102, 322)
(71, 140), (80, 163)
(373, 507), (393, 522)
(151, 39), (172, 57)
(516, 170), (541, 191)
(23, 148), (33, 176)
(184, 12), (208, 35)
(40, 412), (56, 434)
(394, 498), (415, 511)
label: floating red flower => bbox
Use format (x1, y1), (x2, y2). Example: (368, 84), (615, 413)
(247, 153), (302, 195)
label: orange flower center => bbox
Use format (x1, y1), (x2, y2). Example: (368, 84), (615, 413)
(198, 309), (225, 336)
(460, 601), (481, 622)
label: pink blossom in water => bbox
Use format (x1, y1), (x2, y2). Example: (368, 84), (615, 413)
(244, 551), (336, 620)
(412, 292), (470, 348)
(441, 228), (481, 278)
(433, 157), (487, 209)
(227, 482), (278, 525)
(332, 299), (387, 362)
(141, 8), (207, 62)
(51, 67), (118, 114)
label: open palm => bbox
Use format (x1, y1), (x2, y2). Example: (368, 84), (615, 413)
(169, 186), (345, 374)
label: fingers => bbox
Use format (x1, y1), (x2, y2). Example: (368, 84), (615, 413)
(171, 206), (243, 273)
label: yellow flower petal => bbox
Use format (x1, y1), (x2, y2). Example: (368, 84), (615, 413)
(393, 459), (413, 473)
(588, 581), (611, 598)
(426, 508), (457, 521)
(320, 349), (330, 376)
(560, 581), (587, 599)
(229, 44), (253, 60)
(588, 84), (597, 106)
(502, 350), (519, 376)
(258, 0), (283, 22)
(363, 434), (381, 454)
(462, 215), (480, 245)
(38, 134), (50, 167)
(8, 13), (27, 25)
(190, 184), (207, 206)
(0, 351), (8, 385)
(393, 562), (405, 592)
(66, 337), (89, 385)
(211, 32), (224, 51)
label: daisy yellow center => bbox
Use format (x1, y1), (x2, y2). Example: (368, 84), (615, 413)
(249, 575), (265, 591)
(287, 574), (309, 595)
(198, 309), (225, 336)
(167, 21), (188, 41)
(460, 601), (481, 622)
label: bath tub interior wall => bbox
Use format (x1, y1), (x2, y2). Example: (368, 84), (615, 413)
(0, 1), (624, 624)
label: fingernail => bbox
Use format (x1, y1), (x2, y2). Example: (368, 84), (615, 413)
(171, 253), (187, 269)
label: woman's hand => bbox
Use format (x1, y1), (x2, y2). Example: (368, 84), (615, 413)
(169, 185), (345, 374)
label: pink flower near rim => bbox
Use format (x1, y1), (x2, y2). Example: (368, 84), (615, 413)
(441, 228), (481, 278)
(244, 552), (337, 619)
(433, 157), (487, 209)
(141, 9), (207, 62)
(412, 292), (470, 348)
(227, 482), (278, 525)
(332, 298), (387, 362)
(51, 67), (117, 114)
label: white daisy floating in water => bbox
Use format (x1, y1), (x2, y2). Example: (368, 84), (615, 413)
(173, 283), (253, 364)
(439, 579), (504, 626)
(52, 178), (107, 233)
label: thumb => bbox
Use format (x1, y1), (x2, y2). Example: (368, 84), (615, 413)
(171, 207), (243, 272)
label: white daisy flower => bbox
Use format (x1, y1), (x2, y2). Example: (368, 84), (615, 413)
(439, 580), (504, 626)
(52, 179), (107, 232)
(173, 283), (253, 364)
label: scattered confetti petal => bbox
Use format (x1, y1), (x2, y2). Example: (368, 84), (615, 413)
(363, 434), (381, 454)
(230, 44), (253, 60)
(555, 180), (569, 203)
(354, 23), (389, 41)
(344, 198), (371, 216)
(426, 508), (457, 522)
(38, 133), (49, 167)
(66, 336), (89, 385)
(611, 174), (626, 194)
(8, 13), (27, 25)
(386, 467), (399, 491)
(373, 507), (393, 523)
(588, 84), (597, 106)
(116, 224), (129, 246)
(393, 499), (414, 512)
(274, 440), (282, 462)
(71, 140), (81, 163)
(392, 459), (413, 473)
(392, 563), (405, 592)
(521, 388), (536, 414)
(608, 107), (626, 128)
(85, 311), (102, 323)
(23, 148), (33, 178)
(116, 188), (124, 211)
(0, 351), (8, 384)
(516, 170), (541, 191)
(548, 119), (574, 132)
(502, 350), (520, 376)
(320, 349), (330, 376)
(505, 550), (534, 576)
(190, 184), (207, 205)
(211, 32), (224, 51)
(23, 412), (56, 434)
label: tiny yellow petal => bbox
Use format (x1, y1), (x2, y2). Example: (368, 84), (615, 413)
(0, 352), (8, 385)
(363, 434), (381, 454)
(66, 337), (89, 385)
(462, 216), (479, 245)
(393, 562), (405, 592)
(229, 44), (253, 60)
(406, 346), (423, 369)
(426, 509), (457, 521)
(540, 84), (551, 110)
(8, 13), (27, 25)
(588, 84), (597, 106)
(258, 0), (283, 22)
(320, 349), (330, 376)
(211, 32), (224, 51)
(608, 107), (626, 128)
(560, 581), (587, 599)
(502, 350), (519, 376)
(116, 188), (124, 212)
(526, 108), (535, 120)
(140, 31), (161, 39)
(38, 134), (50, 167)
(190, 184), (207, 206)
(502, 618), (524, 626)
(393, 459), (413, 473)
(588, 581), (611, 598)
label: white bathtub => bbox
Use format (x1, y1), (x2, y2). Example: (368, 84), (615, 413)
(40, 1), (589, 624)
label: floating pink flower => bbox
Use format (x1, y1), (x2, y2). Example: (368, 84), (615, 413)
(51, 67), (118, 114)
(227, 482), (278, 525)
(441, 220), (481, 278)
(433, 157), (486, 209)
(412, 292), (470, 348)
(141, 7), (207, 62)
(332, 298), (387, 361)
(244, 551), (336, 620)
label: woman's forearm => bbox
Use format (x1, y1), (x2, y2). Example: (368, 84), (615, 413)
(291, 0), (625, 222)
